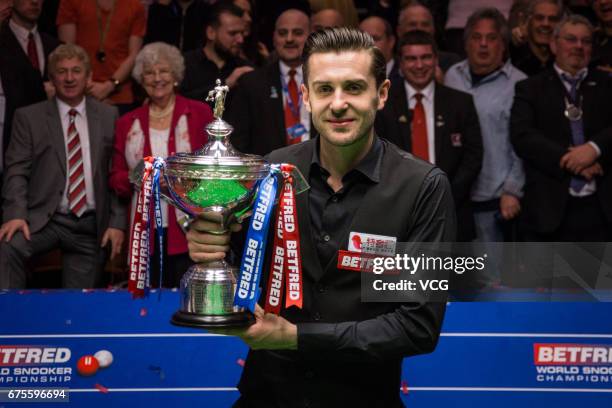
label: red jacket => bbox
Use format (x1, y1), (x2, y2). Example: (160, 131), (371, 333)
(110, 94), (213, 255)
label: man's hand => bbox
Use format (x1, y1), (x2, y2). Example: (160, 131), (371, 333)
(0, 219), (30, 242)
(580, 162), (604, 181)
(43, 81), (56, 99)
(87, 80), (115, 101)
(500, 194), (521, 220)
(186, 216), (242, 263)
(560, 144), (598, 174)
(101, 227), (124, 260)
(211, 305), (298, 350)
(225, 66), (254, 88)
(511, 24), (527, 46)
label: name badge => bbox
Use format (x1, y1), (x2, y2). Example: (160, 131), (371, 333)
(348, 232), (396, 256)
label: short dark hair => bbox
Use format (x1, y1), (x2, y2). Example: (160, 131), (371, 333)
(302, 27), (387, 88)
(204, 1), (244, 30)
(398, 30), (438, 56)
(464, 8), (510, 56)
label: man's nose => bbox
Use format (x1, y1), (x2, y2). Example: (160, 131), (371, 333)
(330, 90), (348, 112)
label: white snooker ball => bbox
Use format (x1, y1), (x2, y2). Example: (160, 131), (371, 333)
(94, 350), (114, 368)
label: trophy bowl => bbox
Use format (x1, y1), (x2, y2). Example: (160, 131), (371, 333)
(164, 117), (270, 328)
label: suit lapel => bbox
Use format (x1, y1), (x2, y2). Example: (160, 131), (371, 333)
(267, 63), (286, 147)
(47, 99), (67, 176)
(433, 84), (445, 164)
(580, 71), (598, 140)
(86, 98), (102, 181)
(390, 82), (412, 150)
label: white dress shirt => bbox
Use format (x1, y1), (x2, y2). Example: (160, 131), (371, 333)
(553, 64), (597, 197)
(56, 98), (96, 213)
(279, 60), (310, 141)
(9, 19), (45, 76)
(404, 80), (436, 164)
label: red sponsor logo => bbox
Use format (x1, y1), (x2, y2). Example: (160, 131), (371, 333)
(534, 343), (612, 365)
(337, 251), (397, 274)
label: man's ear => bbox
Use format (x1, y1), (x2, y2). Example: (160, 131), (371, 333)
(205, 25), (216, 42)
(301, 83), (311, 112)
(377, 79), (391, 110)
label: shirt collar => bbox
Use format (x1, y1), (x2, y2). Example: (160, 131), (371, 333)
(56, 97), (87, 121)
(456, 58), (513, 84)
(9, 19), (38, 43)
(311, 135), (383, 183)
(279, 60), (303, 83)
(554, 63), (588, 82)
(404, 79), (435, 102)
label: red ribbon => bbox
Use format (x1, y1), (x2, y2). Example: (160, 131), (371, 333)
(128, 157), (154, 298)
(264, 164), (303, 314)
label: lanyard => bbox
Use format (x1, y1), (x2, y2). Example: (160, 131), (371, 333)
(94, 0), (116, 58)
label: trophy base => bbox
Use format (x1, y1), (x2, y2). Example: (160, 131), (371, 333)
(170, 310), (255, 328)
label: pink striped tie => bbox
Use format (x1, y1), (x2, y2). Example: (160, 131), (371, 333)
(67, 109), (87, 217)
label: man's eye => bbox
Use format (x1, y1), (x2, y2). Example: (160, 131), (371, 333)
(317, 86), (332, 94)
(346, 84), (363, 93)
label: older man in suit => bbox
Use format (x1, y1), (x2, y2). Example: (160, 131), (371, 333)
(511, 15), (612, 242)
(227, 4), (311, 156)
(376, 30), (483, 241)
(0, 44), (126, 289)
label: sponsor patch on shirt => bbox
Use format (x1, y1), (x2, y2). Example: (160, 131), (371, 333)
(348, 232), (396, 256)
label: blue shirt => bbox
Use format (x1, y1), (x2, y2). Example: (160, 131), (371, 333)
(445, 59), (526, 202)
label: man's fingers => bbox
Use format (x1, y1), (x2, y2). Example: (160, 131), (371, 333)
(188, 250), (227, 263)
(186, 230), (231, 246)
(229, 223), (243, 233)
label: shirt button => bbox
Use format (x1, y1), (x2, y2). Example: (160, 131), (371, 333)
(322, 234), (330, 242)
(313, 312), (321, 321)
(305, 370), (315, 379)
(330, 196), (338, 203)
(316, 284), (326, 293)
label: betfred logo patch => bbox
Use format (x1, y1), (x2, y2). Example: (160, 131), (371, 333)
(0, 346), (71, 366)
(348, 232), (396, 256)
(534, 343), (612, 365)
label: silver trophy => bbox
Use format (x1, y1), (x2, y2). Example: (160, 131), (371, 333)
(134, 80), (270, 328)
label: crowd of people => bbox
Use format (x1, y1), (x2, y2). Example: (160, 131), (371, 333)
(0, 0), (611, 289)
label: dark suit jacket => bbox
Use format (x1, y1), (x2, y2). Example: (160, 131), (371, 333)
(375, 81), (483, 241)
(2, 97), (127, 243)
(0, 22), (61, 157)
(227, 61), (313, 156)
(510, 67), (612, 234)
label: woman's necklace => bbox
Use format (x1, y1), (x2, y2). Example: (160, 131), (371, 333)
(149, 99), (175, 119)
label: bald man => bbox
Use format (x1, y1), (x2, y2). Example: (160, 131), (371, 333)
(397, 3), (461, 73)
(311, 8), (344, 31)
(227, 8), (312, 156)
(359, 15), (399, 83)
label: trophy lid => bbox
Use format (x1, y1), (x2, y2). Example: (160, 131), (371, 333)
(164, 80), (269, 180)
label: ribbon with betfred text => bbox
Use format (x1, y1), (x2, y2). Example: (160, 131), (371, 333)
(128, 157), (154, 298)
(264, 164), (303, 314)
(234, 170), (279, 312)
(151, 157), (165, 290)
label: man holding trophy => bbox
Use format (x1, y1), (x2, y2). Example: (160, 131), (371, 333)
(186, 28), (456, 407)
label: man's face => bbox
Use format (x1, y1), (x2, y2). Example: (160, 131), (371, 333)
(359, 17), (395, 63)
(209, 12), (245, 58)
(528, 2), (561, 46)
(551, 23), (593, 73)
(466, 18), (505, 75)
(311, 9), (344, 32)
(303, 50), (389, 148)
(593, 0), (612, 27)
(12, 0), (41, 24)
(397, 5), (434, 38)
(273, 10), (309, 67)
(51, 57), (90, 106)
(399, 44), (436, 90)
(233, 0), (252, 37)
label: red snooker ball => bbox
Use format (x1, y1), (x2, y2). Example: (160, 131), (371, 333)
(77, 355), (100, 376)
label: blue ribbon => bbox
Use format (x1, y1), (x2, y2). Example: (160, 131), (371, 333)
(234, 170), (279, 312)
(152, 158), (165, 292)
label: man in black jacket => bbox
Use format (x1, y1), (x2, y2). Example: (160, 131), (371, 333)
(511, 14), (612, 241)
(376, 31), (482, 241)
(187, 28), (455, 407)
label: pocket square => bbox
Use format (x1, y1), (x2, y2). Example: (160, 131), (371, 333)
(270, 86), (279, 98)
(451, 132), (462, 147)
(398, 115), (408, 123)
